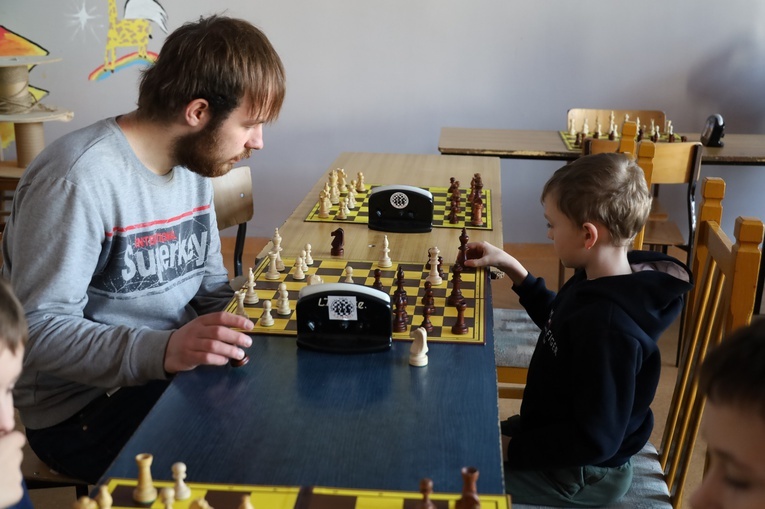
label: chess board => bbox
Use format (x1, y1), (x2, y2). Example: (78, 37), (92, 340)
(558, 130), (683, 152)
(225, 256), (487, 345)
(102, 478), (511, 508)
(304, 184), (493, 230)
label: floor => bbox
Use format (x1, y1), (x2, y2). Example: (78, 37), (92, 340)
(28, 239), (705, 508)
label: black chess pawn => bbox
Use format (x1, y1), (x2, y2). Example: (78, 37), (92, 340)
(372, 268), (384, 292)
(420, 306), (434, 334)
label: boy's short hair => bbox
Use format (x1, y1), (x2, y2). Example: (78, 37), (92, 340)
(700, 319), (765, 420)
(541, 153), (652, 246)
(0, 278), (27, 353)
(137, 15), (286, 125)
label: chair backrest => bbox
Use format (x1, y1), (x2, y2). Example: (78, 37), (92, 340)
(659, 176), (764, 507)
(636, 141), (704, 251)
(567, 108), (666, 136)
(211, 166), (254, 231)
(211, 166), (254, 277)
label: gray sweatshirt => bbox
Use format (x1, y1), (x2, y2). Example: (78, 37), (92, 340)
(2, 117), (234, 429)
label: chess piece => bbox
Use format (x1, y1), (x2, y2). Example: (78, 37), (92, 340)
(337, 167), (348, 193)
(451, 300), (469, 335)
(244, 268), (259, 304)
(568, 118), (576, 136)
(336, 197), (348, 219)
(161, 487), (175, 509)
(344, 265), (354, 283)
(372, 268), (384, 292)
(300, 249), (309, 272)
(457, 227), (469, 266)
(304, 243), (314, 265)
(471, 197), (484, 227)
(447, 263), (465, 306)
(260, 300), (275, 327)
(418, 478), (437, 509)
(265, 251), (281, 280)
(308, 273), (323, 285)
(239, 494), (255, 509)
(317, 189), (330, 218)
(172, 462), (191, 500)
(393, 291), (408, 333)
(379, 235), (392, 268)
(420, 304), (434, 334)
(272, 228), (284, 271)
(356, 171), (365, 192)
(347, 185), (357, 209)
(95, 485), (113, 509)
(425, 247), (442, 286)
(455, 466), (481, 509)
(72, 497), (98, 509)
(133, 453), (158, 505)
(235, 290), (247, 317)
(293, 256), (306, 280)
(330, 227), (344, 256)
(276, 282), (291, 316)
(189, 499), (213, 509)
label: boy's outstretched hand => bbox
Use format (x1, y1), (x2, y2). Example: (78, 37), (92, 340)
(463, 241), (529, 286)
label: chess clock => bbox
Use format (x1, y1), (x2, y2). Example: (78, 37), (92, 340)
(368, 184), (434, 233)
(296, 283), (392, 353)
(701, 114), (725, 147)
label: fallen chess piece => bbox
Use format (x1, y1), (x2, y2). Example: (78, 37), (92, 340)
(409, 327), (429, 367)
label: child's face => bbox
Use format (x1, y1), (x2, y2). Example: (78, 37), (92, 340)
(543, 196), (587, 269)
(0, 345), (23, 436)
(690, 400), (765, 509)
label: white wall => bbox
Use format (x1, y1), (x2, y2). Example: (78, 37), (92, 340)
(3, 0), (765, 244)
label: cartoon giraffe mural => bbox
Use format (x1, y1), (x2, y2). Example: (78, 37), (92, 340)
(104, 0), (152, 72)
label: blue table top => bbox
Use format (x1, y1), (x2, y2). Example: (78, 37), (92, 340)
(100, 289), (504, 495)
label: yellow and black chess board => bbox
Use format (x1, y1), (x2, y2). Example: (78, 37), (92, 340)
(225, 256), (487, 344)
(558, 130), (683, 152)
(103, 478), (511, 508)
(304, 184), (493, 230)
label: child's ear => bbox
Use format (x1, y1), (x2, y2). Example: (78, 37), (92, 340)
(582, 222), (599, 250)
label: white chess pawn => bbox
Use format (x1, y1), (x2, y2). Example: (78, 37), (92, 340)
(344, 265), (354, 283)
(425, 247), (442, 286)
(293, 256), (306, 280)
(409, 327), (429, 367)
(338, 167), (348, 193)
(161, 487), (175, 509)
(300, 249), (309, 272)
(347, 187), (357, 209)
(276, 283), (291, 316)
(95, 485), (113, 509)
(304, 243), (313, 265)
(235, 290), (247, 317)
(379, 235), (392, 268)
(356, 172), (365, 192)
(336, 197), (348, 219)
(260, 300), (275, 327)
(172, 462), (191, 500)
(318, 190), (330, 218)
(265, 251), (281, 280)
(308, 273), (323, 285)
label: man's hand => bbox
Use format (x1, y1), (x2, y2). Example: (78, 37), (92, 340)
(0, 431), (25, 508)
(164, 312), (254, 373)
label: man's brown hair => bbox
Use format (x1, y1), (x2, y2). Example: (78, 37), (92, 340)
(137, 15), (286, 125)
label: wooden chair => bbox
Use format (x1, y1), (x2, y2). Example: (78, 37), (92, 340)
(211, 166), (254, 278)
(514, 177), (765, 508)
(567, 108), (665, 139)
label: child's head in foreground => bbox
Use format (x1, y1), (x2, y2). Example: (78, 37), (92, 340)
(690, 319), (765, 509)
(0, 277), (26, 435)
(541, 152), (652, 247)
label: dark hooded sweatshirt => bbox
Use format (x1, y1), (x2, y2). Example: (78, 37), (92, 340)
(506, 250), (693, 470)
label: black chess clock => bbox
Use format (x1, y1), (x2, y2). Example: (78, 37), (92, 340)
(701, 114), (725, 147)
(368, 184), (434, 233)
(295, 283), (392, 353)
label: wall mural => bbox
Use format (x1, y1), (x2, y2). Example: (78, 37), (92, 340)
(88, 0), (168, 81)
(0, 26), (50, 150)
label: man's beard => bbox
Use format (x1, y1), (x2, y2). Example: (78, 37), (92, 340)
(172, 123), (251, 178)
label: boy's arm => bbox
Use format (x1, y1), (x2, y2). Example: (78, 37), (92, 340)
(507, 323), (643, 469)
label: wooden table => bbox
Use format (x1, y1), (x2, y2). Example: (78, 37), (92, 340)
(438, 127), (765, 165)
(261, 151), (504, 262)
(98, 152), (507, 495)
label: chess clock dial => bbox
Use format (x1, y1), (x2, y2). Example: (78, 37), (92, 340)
(701, 114), (725, 147)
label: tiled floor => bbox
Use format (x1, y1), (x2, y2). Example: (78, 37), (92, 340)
(27, 240), (705, 508)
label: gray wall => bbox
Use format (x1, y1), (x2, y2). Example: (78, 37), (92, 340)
(3, 0), (765, 244)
